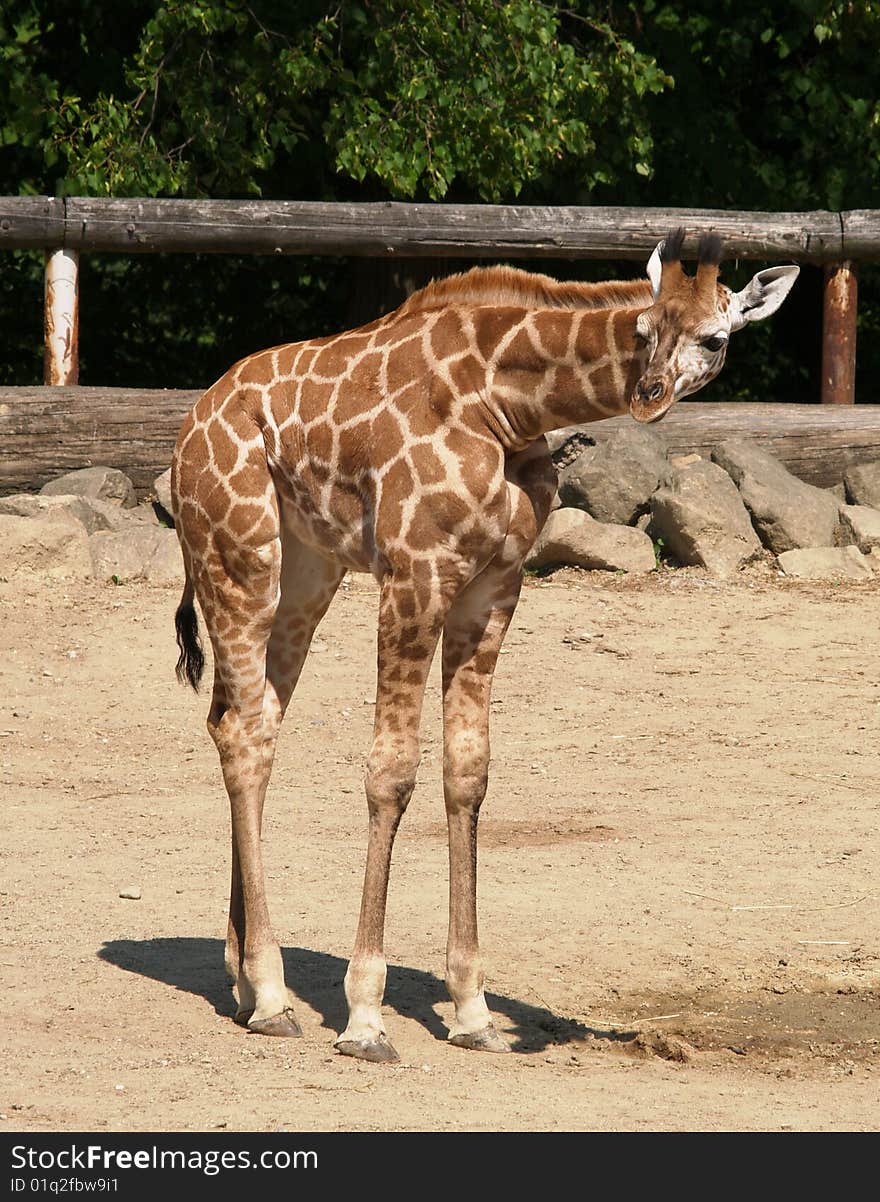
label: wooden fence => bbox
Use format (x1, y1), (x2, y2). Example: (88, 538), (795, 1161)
(2, 196), (878, 402)
(1, 197), (879, 494)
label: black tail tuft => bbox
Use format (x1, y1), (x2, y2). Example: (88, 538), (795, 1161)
(175, 599), (205, 691)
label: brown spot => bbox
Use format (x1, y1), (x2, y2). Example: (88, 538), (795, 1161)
(429, 311), (467, 360)
(210, 420), (239, 475)
(227, 502), (269, 538)
(298, 378), (334, 424)
(552, 365), (582, 398)
(338, 419), (372, 473)
(532, 311), (573, 360)
(201, 475), (232, 520)
(473, 308), (524, 360)
(375, 458), (413, 538)
(194, 371), (235, 418)
(311, 341), (351, 380)
(229, 460), (268, 499)
(499, 327), (542, 370)
(239, 350), (275, 386)
(307, 419), (334, 463)
(370, 409), (404, 468)
(448, 353), (485, 397)
(404, 394), (443, 437)
(587, 363), (617, 400)
(370, 316), (423, 350)
(410, 443), (447, 486)
(386, 343), (424, 398)
(407, 491), (471, 551)
(345, 350), (381, 396)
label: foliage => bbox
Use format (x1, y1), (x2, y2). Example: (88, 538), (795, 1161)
(623, 0), (880, 211)
(0, 1), (668, 202)
(0, 1), (879, 398)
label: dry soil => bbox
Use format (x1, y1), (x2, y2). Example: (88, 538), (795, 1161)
(1, 563), (878, 1132)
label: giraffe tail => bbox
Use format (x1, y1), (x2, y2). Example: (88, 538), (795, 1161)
(174, 575), (205, 691)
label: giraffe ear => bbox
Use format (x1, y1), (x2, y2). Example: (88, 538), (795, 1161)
(647, 241), (664, 300)
(729, 265), (800, 331)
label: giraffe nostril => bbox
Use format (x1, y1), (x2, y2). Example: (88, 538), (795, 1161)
(648, 382), (664, 401)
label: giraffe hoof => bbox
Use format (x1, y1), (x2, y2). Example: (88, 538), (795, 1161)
(335, 1034), (400, 1064)
(233, 1008), (254, 1027)
(449, 1025), (511, 1053)
(247, 1007), (302, 1038)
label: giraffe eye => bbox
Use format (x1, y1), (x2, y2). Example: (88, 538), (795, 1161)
(701, 335), (726, 353)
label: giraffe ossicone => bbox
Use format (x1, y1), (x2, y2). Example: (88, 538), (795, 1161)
(171, 231), (797, 1063)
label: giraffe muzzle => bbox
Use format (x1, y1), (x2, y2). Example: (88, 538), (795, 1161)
(629, 377), (673, 424)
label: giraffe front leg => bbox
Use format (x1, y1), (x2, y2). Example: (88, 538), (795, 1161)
(441, 562), (525, 1053)
(334, 742), (418, 1064)
(336, 567), (451, 1063)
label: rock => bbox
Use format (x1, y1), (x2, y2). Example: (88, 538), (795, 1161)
(40, 466), (137, 508)
(89, 526), (183, 584)
(0, 511), (92, 579)
(650, 460), (762, 576)
(838, 505), (880, 554)
(777, 546), (873, 580)
(154, 467), (173, 518)
(844, 461), (880, 510)
(145, 528), (184, 584)
(118, 885), (142, 900)
(557, 426), (670, 526)
(669, 453), (703, 470)
(826, 482), (847, 503)
(525, 508), (656, 574)
(867, 548), (880, 574)
(86, 498), (160, 532)
(0, 492), (114, 534)
(712, 438), (839, 553)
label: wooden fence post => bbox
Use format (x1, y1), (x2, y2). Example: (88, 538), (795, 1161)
(821, 260), (857, 405)
(44, 247), (79, 385)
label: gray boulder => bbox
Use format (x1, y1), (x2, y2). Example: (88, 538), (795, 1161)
(525, 508), (655, 575)
(650, 460), (762, 576)
(557, 427), (670, 526)
(0, 492), (114, 534)
(838, 504), (880, 554)
(712, 438), (839, 553)
(40, 466), (137, 508)
(844, 461), (880, 510)
(777, 546), (873, 580)
(89, 526), (183, 584)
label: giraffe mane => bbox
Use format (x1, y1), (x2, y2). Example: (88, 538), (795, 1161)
(395, 265), (652, 317)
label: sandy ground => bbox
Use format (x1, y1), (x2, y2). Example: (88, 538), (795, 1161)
(1, 562), (878, 1133)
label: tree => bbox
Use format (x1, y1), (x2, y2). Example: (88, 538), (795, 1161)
(1, 1), (878, 398)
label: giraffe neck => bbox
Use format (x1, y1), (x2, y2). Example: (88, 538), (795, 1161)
(478, 305), (649, 450)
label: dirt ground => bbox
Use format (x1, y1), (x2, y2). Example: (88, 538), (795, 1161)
(1, 560), (878, 1133)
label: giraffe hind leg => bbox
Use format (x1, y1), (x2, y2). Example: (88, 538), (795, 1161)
(440, 559), (528, 1053)
(223, 531), (345, 1032)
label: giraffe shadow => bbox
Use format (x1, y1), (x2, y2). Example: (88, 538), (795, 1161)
(98, 937), (636, 1053)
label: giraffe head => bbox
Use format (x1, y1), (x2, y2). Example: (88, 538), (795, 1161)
(629, 228), (799, 424)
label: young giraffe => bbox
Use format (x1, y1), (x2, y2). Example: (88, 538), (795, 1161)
(171, 230), (797, 1063)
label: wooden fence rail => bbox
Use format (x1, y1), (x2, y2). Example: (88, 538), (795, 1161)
(3, 388), (880, 496)
(1, 196), (879, 402)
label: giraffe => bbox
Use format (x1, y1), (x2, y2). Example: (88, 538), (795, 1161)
(171, 230), (798, 1063)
